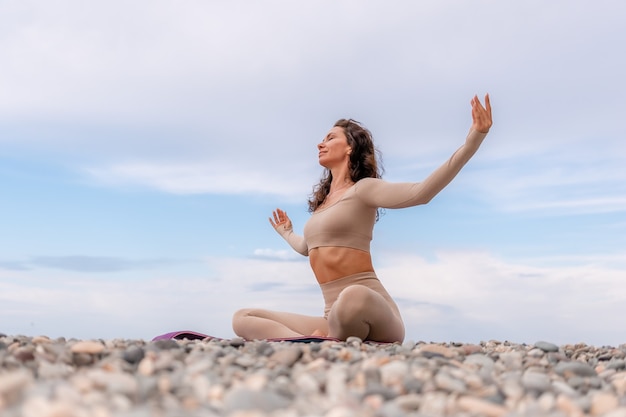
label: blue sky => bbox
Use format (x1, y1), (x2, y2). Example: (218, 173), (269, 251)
(1, 1), (625, 345)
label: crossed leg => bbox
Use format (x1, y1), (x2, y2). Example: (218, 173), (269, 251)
(232, 308), (328, 340)
(232, 285), (404, 342)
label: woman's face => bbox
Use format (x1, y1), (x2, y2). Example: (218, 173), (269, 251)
(318, 126), (352, 168)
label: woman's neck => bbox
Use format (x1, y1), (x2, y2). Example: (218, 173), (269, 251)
(329, 166), (352, 190)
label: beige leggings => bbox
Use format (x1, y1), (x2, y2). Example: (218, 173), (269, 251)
(232, 272), (405, 343)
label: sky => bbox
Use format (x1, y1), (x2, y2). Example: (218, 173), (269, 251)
(1, 1), (625, 346)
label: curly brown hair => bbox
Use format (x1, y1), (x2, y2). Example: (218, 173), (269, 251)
(308, 119), (384, 213)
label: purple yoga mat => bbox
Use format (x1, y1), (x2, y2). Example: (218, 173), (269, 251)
(151, 330), (216, 341)
(151, 330), (341, 343)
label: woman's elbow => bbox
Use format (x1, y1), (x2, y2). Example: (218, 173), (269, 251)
(420, 195), (435, 205)
(410, 194), (434, 206)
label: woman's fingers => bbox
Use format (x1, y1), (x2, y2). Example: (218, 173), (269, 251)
(270, 208), (289, 228)
(276, 209), (286, 222)
(471, 94), (493, 133)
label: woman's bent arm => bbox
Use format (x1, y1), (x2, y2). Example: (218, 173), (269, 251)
(270, 208), (309, 256)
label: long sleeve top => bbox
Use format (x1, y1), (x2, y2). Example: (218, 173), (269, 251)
(275, 129), (487, 256)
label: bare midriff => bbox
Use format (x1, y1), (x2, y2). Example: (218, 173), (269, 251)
(309, 247), (374, 284)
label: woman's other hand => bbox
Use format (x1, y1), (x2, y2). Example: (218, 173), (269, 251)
(471, 94), (492, 133)
(269, 208), (293, 230)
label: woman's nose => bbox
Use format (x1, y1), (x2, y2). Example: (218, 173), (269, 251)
(317, 142), (324, 150)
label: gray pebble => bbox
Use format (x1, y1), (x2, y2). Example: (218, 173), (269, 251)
(346, 336), (362, 346)
(464, 353), (495, 371)
(234, 353), (257, 368)
(72, 352), (94, 366)
(151, 339), (179, 351)
(498, 351), (523, 370)
(567, 375), (586, 390)
(535, 341), (559, 352)
(295, 372), (320, 395)
(435, 371), (467, 393)
(2, 335), (626, 417)
(575, 395), (592, 413)
(552, 380), (579, 396)
(269, 346), (302, 367)
(362, 367), (381, 385)
(380, 360), (409, 385)
(363, 384), (397, 400)
(484, 390), (506, 405)
(554, 361), (597, 377)
(401, 340), (416, 350)
(123, 345), (145, 364)
(37, 361), (74, 379)
(228, 337), (245, 348)
(379, 402), (406, 417)
(589, 376), (603, 389)
(527, 348), (546, 357)
(393, 393), (422, 412)
(522, 370), (551, 391)
(223, 387), (290, 413)
(607, 359), (626, 370)
(255, 341), (274, 356)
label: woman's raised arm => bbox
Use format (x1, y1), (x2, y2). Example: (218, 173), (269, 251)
(354, 94), (493, 208)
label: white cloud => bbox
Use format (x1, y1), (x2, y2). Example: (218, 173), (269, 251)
(0, 2), (464, 123)
(1, 0), (623, 216)
(84, 162), (309, 199)
(0, 255), (186, 273)
(377, 250), (626, 344)
(252, 248), (304, 262)
(448, 135), (626, 215)
(510, 197), (626, 214)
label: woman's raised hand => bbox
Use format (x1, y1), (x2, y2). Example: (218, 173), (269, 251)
(471, 94), (492, 133)
(269, 208), (292, 230)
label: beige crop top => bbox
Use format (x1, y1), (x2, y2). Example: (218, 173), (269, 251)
(275, 129), (487, 256)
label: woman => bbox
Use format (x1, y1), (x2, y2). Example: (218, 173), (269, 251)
(232, 94), (492, 343)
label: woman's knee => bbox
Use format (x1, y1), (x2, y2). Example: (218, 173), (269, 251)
(232, 308), (250, 323)
(232, 308), (261, 335)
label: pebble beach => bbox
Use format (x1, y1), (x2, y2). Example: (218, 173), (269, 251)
(1, 334), (626, 417)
